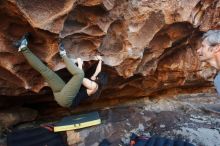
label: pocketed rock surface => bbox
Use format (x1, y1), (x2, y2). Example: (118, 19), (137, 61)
(0, 1), (220, 145)
(0, 0), (219, 102)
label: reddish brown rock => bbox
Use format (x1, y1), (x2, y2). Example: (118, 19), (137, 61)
(0, 0), (219, 109)
(0, 107), (38, 128)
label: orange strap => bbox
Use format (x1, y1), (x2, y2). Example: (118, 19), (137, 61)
(130, 140), (136, 146)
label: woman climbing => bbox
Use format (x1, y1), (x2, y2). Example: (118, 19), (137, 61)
(15, 33), (108, 108)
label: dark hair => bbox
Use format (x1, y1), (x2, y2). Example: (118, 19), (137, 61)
(90, 72), (109, 100)
(96, 72), (108, 87)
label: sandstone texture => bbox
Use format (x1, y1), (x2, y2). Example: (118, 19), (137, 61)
(0, 0), (220, 103)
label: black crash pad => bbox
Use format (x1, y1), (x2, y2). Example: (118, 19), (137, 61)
(7, 127), (67, 146)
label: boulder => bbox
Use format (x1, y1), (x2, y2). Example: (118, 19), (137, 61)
(0, 0), (219, 107)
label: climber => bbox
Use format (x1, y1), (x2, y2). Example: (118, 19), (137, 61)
(14, 33), (108, 108)
(197, 30), (220, 113)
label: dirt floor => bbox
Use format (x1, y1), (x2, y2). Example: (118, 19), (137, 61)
(71, 93), (220, 146)
(2, 93), (220, 146)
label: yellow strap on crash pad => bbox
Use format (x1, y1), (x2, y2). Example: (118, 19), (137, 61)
(54, 112), (101, 132)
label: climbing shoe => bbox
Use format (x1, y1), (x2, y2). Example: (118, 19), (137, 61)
(14, 32), (30, 51)
(59, 41), (67, 57)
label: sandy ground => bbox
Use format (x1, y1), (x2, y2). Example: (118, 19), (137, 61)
(2, 93), (220, 146)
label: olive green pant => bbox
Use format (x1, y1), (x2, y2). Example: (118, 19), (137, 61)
(22, 48), (84, 107)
